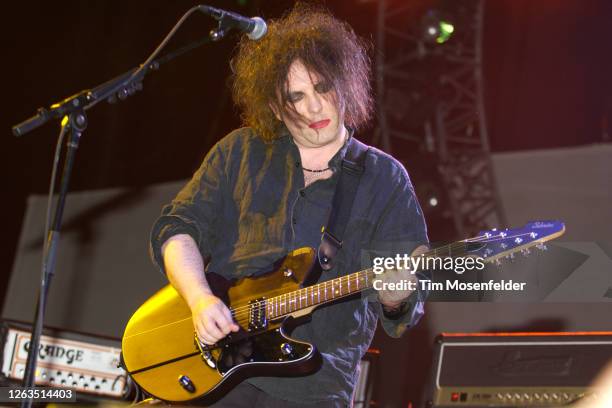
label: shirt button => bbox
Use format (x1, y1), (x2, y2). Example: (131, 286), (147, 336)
(295, 161), (300, 168)
(292, 217), (297, 225)
(299, 190), (305, 197)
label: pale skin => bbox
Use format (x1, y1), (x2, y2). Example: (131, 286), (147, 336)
(163, 59), (426, 345)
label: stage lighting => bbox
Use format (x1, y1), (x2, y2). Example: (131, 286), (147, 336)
(421, 10), (454, 44)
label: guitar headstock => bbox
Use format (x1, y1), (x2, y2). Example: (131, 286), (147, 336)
(466, 221), (566, 264)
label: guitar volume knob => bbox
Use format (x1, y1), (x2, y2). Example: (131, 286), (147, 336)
(280, 343), (293, 355)
(178, 375), (196, 393)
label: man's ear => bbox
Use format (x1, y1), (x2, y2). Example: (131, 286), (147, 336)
(269, 102), (282, 121)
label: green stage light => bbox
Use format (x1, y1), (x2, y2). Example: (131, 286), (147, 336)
(436, 20), (454, 44)
(422, 10), (455, 45)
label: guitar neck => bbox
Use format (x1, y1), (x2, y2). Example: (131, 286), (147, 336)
(263, 241), (476, 319)
(264, 268), (376, 319)
(257, 216), (568, 320)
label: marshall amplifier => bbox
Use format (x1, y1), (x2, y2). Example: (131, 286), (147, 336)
(425, 332), (612, 407)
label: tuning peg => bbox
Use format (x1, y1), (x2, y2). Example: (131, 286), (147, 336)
(521, 248), (531, 256)
(494, 259), (502, 266)
(536, 243), (548, 251)
(507, 253), (515, 262)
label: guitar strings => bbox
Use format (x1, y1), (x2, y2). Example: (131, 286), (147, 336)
(228, 230), (537, 319)
(227, 230), (539, 321)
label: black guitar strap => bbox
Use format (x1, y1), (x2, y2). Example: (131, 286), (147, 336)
(317, 136), (369, 271)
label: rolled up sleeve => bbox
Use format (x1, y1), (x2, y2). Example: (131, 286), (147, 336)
(149, 143), (227, 275)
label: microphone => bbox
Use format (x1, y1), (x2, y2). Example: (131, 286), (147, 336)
(199, 5), (267, 40)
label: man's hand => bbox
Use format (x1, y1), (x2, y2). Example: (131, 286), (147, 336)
(376, 265), (418, 309)
(377, 245), (428, 310)
(162, 234), (240, 345)
(190, 293), (240, 345)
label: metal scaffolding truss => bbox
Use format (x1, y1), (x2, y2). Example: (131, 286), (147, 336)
(374, 0), (507, 238)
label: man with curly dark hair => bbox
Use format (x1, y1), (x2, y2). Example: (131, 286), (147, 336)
(150, 3), (428, 407)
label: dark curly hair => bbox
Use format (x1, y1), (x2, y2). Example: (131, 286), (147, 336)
(231, 3), (373, 142)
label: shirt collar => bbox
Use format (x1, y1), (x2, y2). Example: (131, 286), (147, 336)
(328, 127), (354, 169)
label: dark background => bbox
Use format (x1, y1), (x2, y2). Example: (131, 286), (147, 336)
(3, 0), (611, 406)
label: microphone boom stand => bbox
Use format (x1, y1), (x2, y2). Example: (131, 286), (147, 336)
(10, 5), (246, 406)
(21, 109), (87, 398)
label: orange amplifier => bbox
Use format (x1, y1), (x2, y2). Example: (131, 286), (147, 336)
(1, 319), (132, 400)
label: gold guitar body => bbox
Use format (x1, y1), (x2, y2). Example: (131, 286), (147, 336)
(121, 247), (322, 404)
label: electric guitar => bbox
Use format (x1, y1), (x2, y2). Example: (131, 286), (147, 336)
(121, 221), (565, 404)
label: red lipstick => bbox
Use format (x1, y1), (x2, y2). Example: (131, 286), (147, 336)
(309, 119), (330, 130)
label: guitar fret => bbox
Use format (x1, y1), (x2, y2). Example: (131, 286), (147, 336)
(249, 222), (563, 322)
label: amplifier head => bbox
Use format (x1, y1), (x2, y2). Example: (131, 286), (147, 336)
(1, 319), (132, 402)
(425, 332), (612, 407)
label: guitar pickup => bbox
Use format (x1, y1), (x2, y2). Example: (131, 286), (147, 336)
(248, 298), (267, 331)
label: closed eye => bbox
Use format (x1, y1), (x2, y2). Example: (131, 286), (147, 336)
(288, 92), (303, 103)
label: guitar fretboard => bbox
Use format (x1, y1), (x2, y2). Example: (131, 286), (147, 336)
(262, 241), (477, 319)
(265, 268), (374, 319)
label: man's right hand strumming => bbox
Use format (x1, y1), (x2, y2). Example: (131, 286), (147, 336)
(189, 292), (240, 345)
(162, 234), (239, 345)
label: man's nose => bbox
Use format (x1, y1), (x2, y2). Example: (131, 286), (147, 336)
(307, 93), (323, 114)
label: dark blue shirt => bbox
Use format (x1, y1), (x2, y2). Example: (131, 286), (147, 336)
(150, 127), (428, 404)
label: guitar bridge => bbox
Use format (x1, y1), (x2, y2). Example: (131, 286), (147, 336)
(248, 297), (268, 331)
(194, 333), (217, 369)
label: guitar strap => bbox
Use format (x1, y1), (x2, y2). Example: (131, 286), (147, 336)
(317, 136), (369, 271)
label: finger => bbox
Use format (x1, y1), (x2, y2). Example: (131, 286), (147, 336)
(221, 307), (240, 332)
(199, 332), (217, 345)
(214, 311), (234, 335)
(411, 244), (429, 256)
(194, 322), (215, 345)
(202, 310), (227, 340)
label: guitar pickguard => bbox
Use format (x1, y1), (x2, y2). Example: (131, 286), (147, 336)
(214, 328), (314, 376)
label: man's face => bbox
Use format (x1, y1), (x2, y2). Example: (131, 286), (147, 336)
(273, 59), (345, 148)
